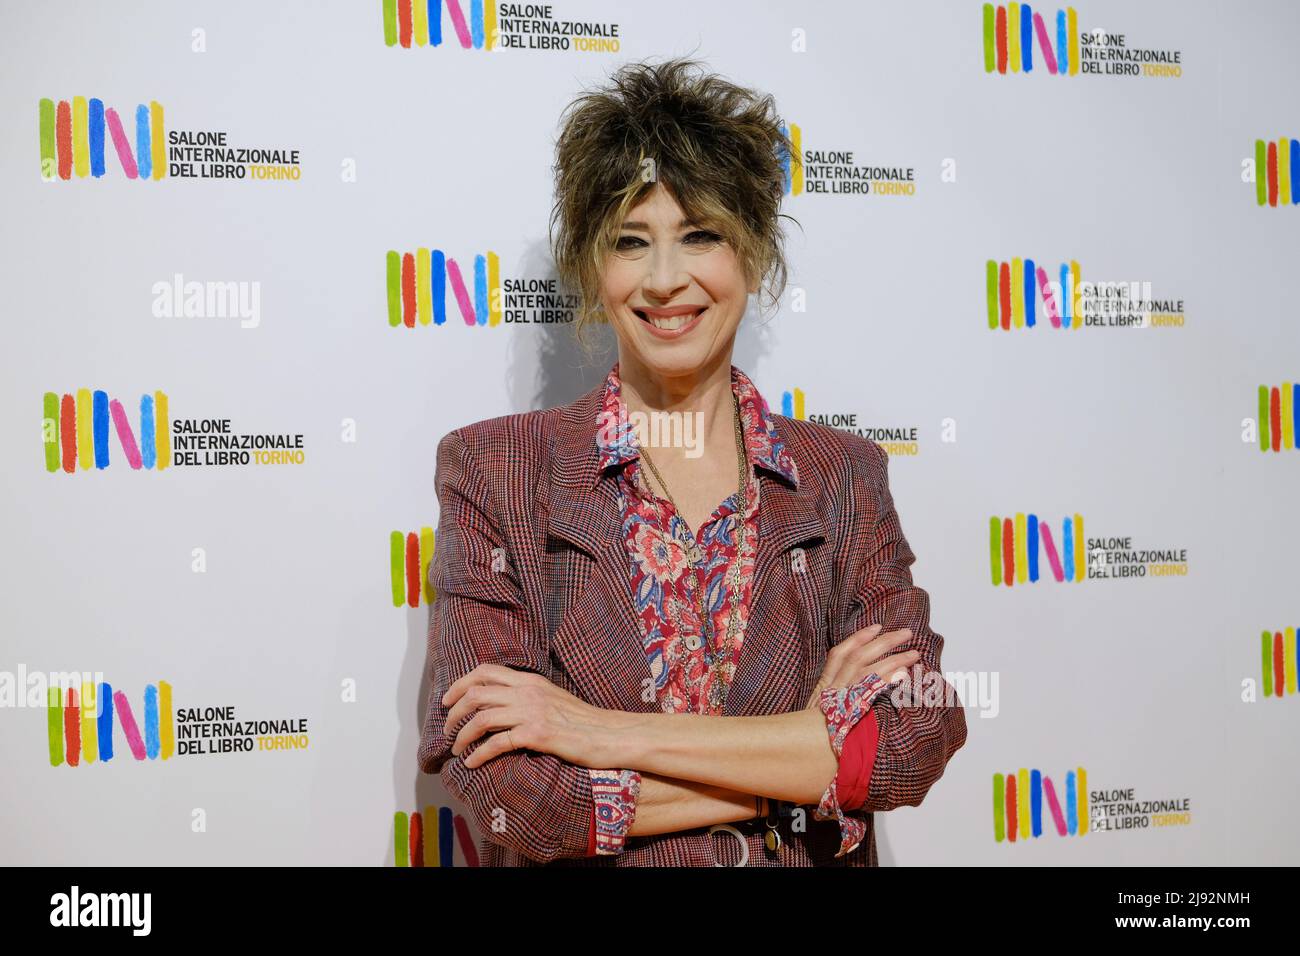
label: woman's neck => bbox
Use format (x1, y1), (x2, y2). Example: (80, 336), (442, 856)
(615, 351), (738, 457)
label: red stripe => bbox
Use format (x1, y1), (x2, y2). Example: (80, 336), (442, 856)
(996, 6), (1008, 74)
(399, 0), (413, 47)
(1002, 517), (1015, 586)
(1006, 773), (1017, 842)
(64, 688), (81, 767)
(1275, 632), (1285, 697)
(1268, 140), (1279, 208)
(56, 100), (72, 180)
(401, 253), (416, 328)
(60, 393), (77, 473)
(409, 811), (423, 867)
(406, 532), (420, 608)
(1271, 387), (1282, 451)
(999, 261), (1011, 330)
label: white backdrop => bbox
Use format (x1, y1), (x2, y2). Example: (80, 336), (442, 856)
(1, 0), (1296, 866)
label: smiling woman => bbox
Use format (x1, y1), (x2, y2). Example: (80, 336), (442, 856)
(417, 56), (967, 867)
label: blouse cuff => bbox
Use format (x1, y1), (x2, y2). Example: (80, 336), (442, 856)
(588, 768), (641, 855)
(814, 672), (892, 858)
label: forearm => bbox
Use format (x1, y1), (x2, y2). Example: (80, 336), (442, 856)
(600, 708), (838, 805)
(626, 773), (759, 837)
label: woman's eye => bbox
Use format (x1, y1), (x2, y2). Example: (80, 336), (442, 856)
(614, 235), (646, 251)
(684, 230), (723, 245)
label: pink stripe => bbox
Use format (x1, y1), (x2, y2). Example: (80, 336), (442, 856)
(109, 399), (144, 469)
(113, 691), (148, 760)
(1040, 522), (1065, 582)
(454, 814), (480, 867)
(445, 258), (477, 325)
(104, 108), (139, 179)
(1043, 776), (1069, 835)
(1036, 266), (1062, 328)
(445, 0), (474, 48)
(1033, 13), (1058, 75)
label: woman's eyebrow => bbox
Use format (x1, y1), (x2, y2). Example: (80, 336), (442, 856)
(619, 217), (700, 231)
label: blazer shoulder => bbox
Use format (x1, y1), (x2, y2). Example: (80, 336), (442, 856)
(772, 413), (888, 494)
(437, 405), (558, 472)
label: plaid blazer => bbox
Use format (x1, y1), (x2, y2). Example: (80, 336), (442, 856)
(417, 375), (968, 866)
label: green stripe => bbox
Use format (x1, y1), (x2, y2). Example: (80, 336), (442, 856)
(386, 251), (401, 327)
(39, 98), (55, 179)
(48, 687), (63, 767)
(989, 517), (1002, 586)
(393, 812), (409, 866)
(993, 773), (1006, 842)
(383, 0), (398, 46)
(390, 531), (405, 607)
(1262, 631), (1273, 696)
(1259, 385), (1269, 451)
(983, 4), (996, 73)
(44, 392), (60, 471)
(986, 260), (999, 329)
(1255, 139), (1267, 206)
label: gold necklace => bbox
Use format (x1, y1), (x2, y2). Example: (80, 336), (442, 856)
(635, 393), (749, 713)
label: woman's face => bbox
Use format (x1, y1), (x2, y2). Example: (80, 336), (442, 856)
(600, 181), (753, 383)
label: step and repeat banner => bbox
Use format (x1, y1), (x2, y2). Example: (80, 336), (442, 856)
(1, 0), (1295, 866)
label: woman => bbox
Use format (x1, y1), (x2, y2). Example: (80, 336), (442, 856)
(417, 57), (967, 866)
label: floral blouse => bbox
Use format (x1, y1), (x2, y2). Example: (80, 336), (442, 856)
(584, 361), (890, 860)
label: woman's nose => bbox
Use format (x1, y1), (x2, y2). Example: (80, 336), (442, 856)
(642, 247), (689, 300)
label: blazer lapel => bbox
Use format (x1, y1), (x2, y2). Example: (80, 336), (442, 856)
(725, 447), (830, 717)
(546, 382), (656, 712)
(545, 383), (830, 718)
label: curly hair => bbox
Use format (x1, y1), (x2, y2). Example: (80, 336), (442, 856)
(548, 56), (797, 356)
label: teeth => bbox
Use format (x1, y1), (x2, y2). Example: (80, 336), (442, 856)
(643, 310), (700, 330)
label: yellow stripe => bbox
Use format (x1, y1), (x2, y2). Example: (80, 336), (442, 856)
(159, 680), (175, 759)
(1018, 768), (1030, 838)
(1077, 766), (1088, 834)
(1015, 513), (1027, 582)
(73, 96), (89, 178)
(1011, 258), (1024, 328)
(150, 102), (165, 180)
(421, 527), (436, 603)
(488, 251), (501, 326)
(1073, 513), (1085, 582)
(155, 391), (170, 470)
(417, 249), (431, 326)
(77, 389), (93, 471)
(80, 681), (97, 763)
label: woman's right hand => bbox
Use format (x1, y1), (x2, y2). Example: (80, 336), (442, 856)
(804, 623), (920, 710)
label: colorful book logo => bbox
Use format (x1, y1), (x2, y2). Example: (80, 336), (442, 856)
(386, 248), (502, 327)
(39, 97), (165, 181)
(1255, 138), (1298, 207)
(993, 767), (1089, 841)
(1261, 628), (1298, 697)
(392, 528), (435, 607)
(986, 258), (1082, 329)
(1257, 383), (1298, 452)
(779, 122), (803, 196)
(989, 513), (1086, 585)
(43, 389), (170, 473)
(780, 387), (805, 419)
(983, 4), (1079, 76)
(382, 0), (497, 50)
(393, 808), (480, 866)
(48, 681), (174, 767)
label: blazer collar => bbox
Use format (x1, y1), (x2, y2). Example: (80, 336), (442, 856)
(547, 366), (827, 562)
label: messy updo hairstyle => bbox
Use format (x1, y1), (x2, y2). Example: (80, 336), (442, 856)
(549, 56), (797, 356)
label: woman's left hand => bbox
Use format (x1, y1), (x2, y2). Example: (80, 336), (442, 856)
(441, 663), (613, 769)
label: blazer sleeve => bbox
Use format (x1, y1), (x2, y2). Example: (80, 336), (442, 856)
(417, 429), (596, 863)
(830, 437), (968, 814)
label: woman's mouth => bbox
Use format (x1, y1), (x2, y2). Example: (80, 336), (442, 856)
(634, 307), (707, 338)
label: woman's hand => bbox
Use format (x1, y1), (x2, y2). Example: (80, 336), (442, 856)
(804, 623), (919, 710)
(441, 663), (612, 769)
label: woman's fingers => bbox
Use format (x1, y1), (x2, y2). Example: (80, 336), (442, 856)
(445, 682), (512, 733)
(866, 649), (922, 683)
(441, 662), (530, 707)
